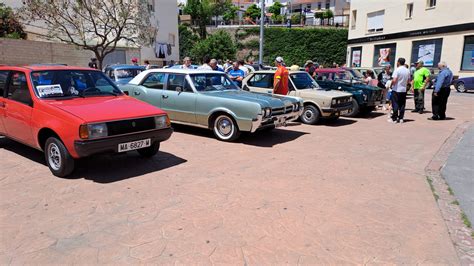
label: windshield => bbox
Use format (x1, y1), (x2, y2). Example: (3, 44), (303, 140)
(190, 73), (239, 92)
(290, 73), (321, 90)
(114, 69), (142, 79)
(31, 70), (122, 98)
(348, 69), (365, 79)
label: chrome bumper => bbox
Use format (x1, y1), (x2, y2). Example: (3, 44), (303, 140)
(250, 108), (303, 133)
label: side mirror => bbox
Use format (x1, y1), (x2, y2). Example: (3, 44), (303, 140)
(176, 86), (183, 93)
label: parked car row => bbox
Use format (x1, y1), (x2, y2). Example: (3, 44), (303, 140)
(2, 64), (463, 177)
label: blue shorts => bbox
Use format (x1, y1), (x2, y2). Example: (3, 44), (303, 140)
(386, 91), (392, 101)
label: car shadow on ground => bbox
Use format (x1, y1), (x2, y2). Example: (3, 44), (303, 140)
(0, 137), (186, 183)
(347, 111), (386, 119)
(321, 118), (357, 127)
(70, 151), (187, 183)
(0, 137), (45, 165)
(172, 124), (308, 147)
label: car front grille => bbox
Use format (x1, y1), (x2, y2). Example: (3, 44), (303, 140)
(106, 117), (155, 137)
(331, 97), (352, 108)
(271, 105), (294, 116)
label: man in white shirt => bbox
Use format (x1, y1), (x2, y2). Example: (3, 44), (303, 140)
(389, 57), (410, 124)
(238, 60), (249, 76)
(198, 56), (212, 70)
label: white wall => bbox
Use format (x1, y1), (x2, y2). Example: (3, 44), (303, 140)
(140, 0), (180, 65)
(349, 0), (474, 39)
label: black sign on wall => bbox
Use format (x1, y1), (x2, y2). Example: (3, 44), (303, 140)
(410, 38), (443, 67)
(373, 43), (397, 67)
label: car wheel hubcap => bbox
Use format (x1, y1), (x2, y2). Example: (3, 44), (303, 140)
(217, 117), (233, 137)
(459, 84), (465, 91)
(304, 110), (314, 120)
(48, 143), (61, 171)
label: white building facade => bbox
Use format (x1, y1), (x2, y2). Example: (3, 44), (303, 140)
(347, 0), (474, 77)
(141, 0), (180, 66)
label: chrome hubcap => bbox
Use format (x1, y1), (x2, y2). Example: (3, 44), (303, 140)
(48, 143), (61, 171)
(458, 84), (465, 91)
(304, 110), (314, 120)
(217, 117), (233, 136)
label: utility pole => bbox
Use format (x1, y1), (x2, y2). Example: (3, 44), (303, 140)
(258, 0), (265, 65)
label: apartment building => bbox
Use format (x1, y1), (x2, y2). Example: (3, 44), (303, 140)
(141, 0), (180, 66)
(347, 0), (474, 77)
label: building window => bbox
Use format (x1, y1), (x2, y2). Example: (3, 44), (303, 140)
(426, 0), (436, 8)
(461, 35), (474, 71)
(318, 2), (322, 10)
(373, 43), (397, 67)
(367, 10), (384, 33)
(351, 10), (357, 30)
(411, 38), (443, 67)
(325, 0), (330, 10)
(351, 47), (362, 67)
(406, 3), (413, 19)
(147, 1), (155, 12)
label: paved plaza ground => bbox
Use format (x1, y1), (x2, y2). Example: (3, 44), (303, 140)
(1, 91), (473, 264)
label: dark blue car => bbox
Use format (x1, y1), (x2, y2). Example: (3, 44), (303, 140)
(453, 76), (474, 93)
(104, 64), (145, 85)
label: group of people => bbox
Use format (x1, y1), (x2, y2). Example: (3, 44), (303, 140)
(375, 58), (453, 123)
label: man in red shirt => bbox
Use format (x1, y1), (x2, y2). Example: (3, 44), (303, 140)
(273, 56), (289, 95)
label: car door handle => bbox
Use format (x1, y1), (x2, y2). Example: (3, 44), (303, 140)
(134, 91), (141, 96)
(162, 95), (169, 99)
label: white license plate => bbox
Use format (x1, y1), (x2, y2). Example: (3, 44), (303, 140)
(274, 117), (287, 127)
(340, 109), (351, 115)
(118, 139), (151, 152)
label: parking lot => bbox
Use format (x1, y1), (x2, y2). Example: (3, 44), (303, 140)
(1, 92), (472, 264)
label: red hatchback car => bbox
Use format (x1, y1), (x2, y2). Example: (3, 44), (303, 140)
(0, 65), (173, 177)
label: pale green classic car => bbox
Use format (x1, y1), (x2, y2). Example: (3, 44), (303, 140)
(121, 69), (303, 141)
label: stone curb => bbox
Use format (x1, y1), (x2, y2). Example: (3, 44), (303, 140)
(425, 121), (474, 265)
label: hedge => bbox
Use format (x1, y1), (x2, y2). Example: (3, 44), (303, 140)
(237, 27), (348, 66)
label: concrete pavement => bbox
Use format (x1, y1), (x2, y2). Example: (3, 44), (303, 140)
(0, 91), (473, 264)
(442, 124), (474, 224)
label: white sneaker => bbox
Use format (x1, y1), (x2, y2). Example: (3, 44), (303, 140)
(387, 118), (397, 124)
(399, 119), (404, 124)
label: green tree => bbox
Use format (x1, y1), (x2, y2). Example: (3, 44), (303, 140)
(291, 13), (302, 25)
(323, 9), (334, 25)
(179, 25), (200, 60)
(19, 0), (152, 69)
(268, 1), (283, 17)
(245, 4), (261, 20)
(190, 30), (236, 62)
(223, 5), (239, 24)
(0, 3), (27, 39)
(184, 0), (213, 39)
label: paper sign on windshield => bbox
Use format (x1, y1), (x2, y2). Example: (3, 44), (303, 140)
(37, 84), (63, 97)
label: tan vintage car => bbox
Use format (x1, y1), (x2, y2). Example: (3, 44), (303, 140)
(242, 71), (353, 124)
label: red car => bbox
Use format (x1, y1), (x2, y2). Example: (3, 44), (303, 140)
(0, 65), (173, 177)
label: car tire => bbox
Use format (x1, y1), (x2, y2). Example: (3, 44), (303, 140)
(343, 99), (359, 117)
(455, 81), (466, 93)
(300, 105), (320, 125)
(137, 142), (160, 157)
(212, 114), (241, 141)
(44, 137), (75, 177)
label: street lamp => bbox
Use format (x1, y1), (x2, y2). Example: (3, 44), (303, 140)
(258, 0), (265, 65)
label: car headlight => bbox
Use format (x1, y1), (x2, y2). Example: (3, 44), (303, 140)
(363, 94), (368, 101)
(348, 97), (352, 102)
(266, 107), (272, 117)
(79, 123), (108, 139)
(155, 115), (170, 129)
(332, 99), (337, 105)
